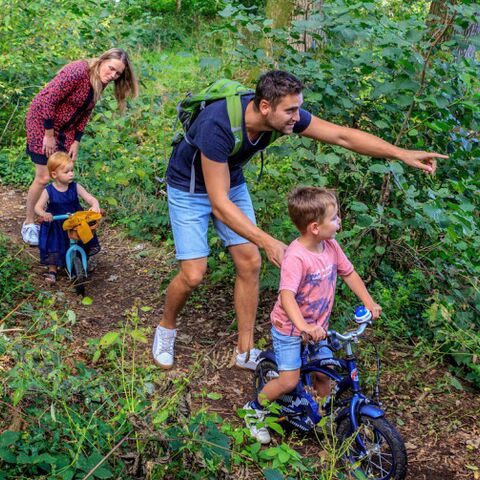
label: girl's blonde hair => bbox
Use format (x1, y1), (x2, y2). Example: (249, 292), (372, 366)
(47, 152), (74, 179)
(87, 48), (139, 112)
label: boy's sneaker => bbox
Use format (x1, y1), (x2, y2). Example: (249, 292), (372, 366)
(152, 326), (177, 370)
(243, 401), (271, 444)
(236, 348), (261, 370)
(21, 222), (40, 246)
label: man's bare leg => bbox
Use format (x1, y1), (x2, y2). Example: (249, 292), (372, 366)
(153, 258), (208, 369)
(229, 243), (261, 354)
(159, 257), (208, 329)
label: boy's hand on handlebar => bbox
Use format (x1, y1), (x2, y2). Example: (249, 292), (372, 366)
(366, 302), (382, 320)
(303, 324), (327, 342)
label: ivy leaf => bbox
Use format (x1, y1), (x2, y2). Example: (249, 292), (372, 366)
(0, 447), (16, 463)
(82, 296), (93, 305)
(207, 392), (222, 400)
(368, 163), (389, 174)
(449, 376), (464, 391)
(130, 330), (147, 343)
(0, 431), (20, 448)
(350, 201), (368, 213)
(263, 468), (284, 480)
(104, 197), (118, 206)
(99, 331), (120, 347)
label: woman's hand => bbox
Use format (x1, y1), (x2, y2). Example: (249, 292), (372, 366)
(42, 131), (56, 158)
(68, 141), (80, 161)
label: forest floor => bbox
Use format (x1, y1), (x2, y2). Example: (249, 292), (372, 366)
(1, 183), (479, 480)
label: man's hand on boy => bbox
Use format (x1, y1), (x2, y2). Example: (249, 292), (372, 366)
(366, 302), (382, 320)
(303, 324), (327, 342)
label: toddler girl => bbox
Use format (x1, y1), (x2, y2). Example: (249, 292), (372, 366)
(34, 152), (101, 284)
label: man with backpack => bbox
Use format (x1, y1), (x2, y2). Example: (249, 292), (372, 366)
(152, 70), (446, 370)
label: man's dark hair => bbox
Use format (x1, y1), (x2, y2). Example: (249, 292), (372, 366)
(254, 71), (304, 109)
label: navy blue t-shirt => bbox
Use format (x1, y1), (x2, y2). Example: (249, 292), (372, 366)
(166, 94), (312, 193)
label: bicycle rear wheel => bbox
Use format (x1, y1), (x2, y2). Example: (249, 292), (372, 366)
(72, 253), (87, 296)
(337, 415), (407, 480)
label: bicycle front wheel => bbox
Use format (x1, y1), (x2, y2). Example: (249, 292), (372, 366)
(253, 360), (279, 395)
(72, 254), (87, 296)
(337, 415), (407, 480)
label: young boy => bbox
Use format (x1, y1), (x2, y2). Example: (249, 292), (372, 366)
(244, 187), (382, 444)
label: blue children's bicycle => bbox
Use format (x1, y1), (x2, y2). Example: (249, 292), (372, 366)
(253, 306), (407, 480)
(49, 211), (102, 296)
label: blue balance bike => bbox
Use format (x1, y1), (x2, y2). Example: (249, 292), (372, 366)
(50, 211), (102, 296)
(253, 307), (407, 480)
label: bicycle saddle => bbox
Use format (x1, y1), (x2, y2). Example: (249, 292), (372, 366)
(62, 211), (102, 243)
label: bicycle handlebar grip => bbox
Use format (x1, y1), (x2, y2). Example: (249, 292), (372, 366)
(354, 305), (372, 323)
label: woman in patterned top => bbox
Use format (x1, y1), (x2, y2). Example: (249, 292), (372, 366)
(22, 48), (138, 245)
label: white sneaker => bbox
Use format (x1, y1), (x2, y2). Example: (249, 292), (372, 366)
(21, 222), (40, 246)
(243, 401), (271, 444)
(236, 348), (261, 370)
(152, 326), (177, 370)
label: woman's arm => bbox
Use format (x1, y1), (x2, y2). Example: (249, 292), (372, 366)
(76, 184), (100, 212)
(341, 270), (382, 319)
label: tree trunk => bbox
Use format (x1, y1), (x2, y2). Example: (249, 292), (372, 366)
(266, 0), (295, 28)
(428, 1), (479, 59)
(456, 14), (480, 59)
(427, 0), (456, 42)
(265, 0), (323, 52)
(291, 0), (324, 52)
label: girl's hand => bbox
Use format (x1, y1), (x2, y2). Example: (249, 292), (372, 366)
(303, 324), (327, 342)
(68, 141), (80, 162)
(42, 213), (53, 222)
(89, 206), (101, 213)
(366, 302), (382, 320)
(42, 132), (56, 158)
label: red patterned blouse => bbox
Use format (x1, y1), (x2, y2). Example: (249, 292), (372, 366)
(26, 60), (95, 164)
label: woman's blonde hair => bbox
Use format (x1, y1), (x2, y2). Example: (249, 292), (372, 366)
(87, 48), (139, 112)
(47, 152), (74, 179)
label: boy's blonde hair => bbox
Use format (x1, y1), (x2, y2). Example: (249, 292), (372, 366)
(288, 187), (338, 233)
(47, 152), (73, 179)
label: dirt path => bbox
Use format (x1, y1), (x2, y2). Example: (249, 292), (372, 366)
(1, 183), (478, 480)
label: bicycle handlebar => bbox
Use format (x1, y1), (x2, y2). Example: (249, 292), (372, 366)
(327, 321), (370, 342)
(39, 209), (106, 223)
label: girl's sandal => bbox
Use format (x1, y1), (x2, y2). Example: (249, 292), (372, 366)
(43, 271), (57, 285)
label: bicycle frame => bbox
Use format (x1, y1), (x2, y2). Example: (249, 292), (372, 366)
(257, 321), (384, 455)
(51, 214), (89, 279)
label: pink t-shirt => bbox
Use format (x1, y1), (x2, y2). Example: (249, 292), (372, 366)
(271, 238), (354, 336)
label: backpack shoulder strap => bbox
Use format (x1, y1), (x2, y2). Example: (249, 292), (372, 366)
(226, 94), (244, 157)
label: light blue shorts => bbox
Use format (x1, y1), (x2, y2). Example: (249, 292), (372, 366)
(272, 327), (332, 371)
(167, 183), (256, 260)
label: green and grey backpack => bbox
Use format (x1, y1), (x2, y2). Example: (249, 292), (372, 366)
(172, 79), (282, 192)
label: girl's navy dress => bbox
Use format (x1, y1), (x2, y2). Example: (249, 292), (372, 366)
(39, 182), (100, 266)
